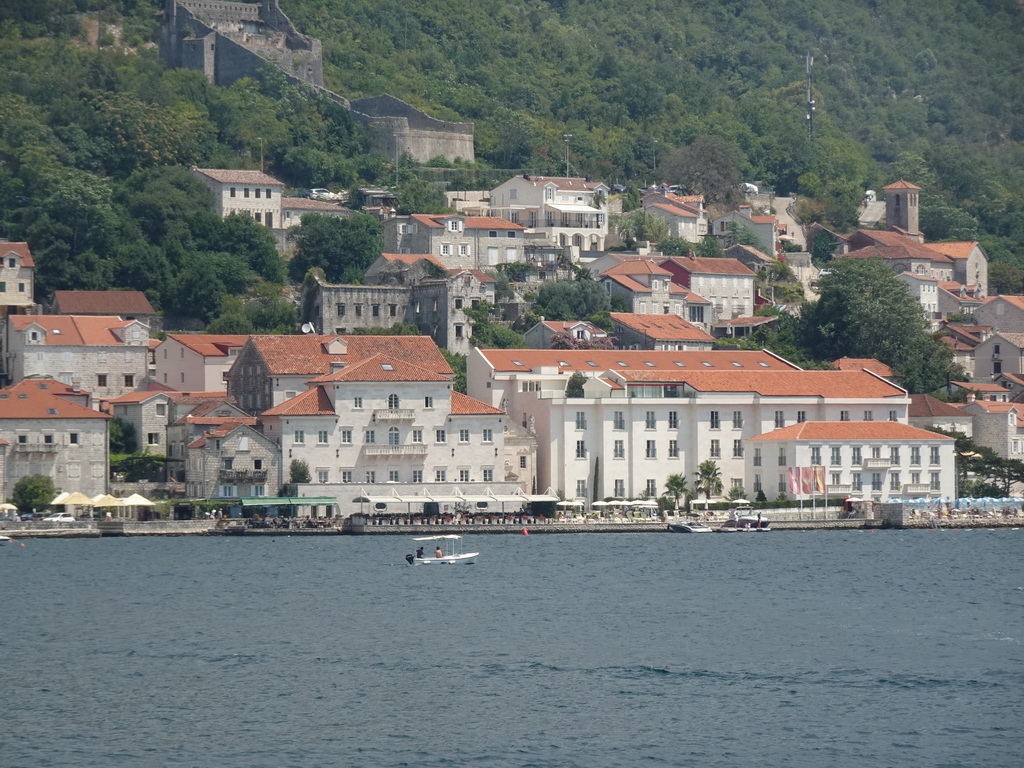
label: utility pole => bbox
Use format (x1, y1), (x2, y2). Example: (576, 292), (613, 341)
(563, 134), (572, 177)
(652, 139), (659, 176)
(806, 53), (816, 140)
(257, 137), (264, 172)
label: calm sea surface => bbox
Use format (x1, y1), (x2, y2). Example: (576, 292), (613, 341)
(2, 529), (1022, 768)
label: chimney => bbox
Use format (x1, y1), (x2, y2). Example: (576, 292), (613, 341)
(966, 393), (976, 403)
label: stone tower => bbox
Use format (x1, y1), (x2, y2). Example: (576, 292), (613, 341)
(884, 180), (923, 243)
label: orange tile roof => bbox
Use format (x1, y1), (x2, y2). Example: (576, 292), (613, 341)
(463, 216), (524, 230)
(833, 357), (895, 377)
(541, 320), (607, 335)
(450, 391), (504, 415)
(750, 421), (950, 441)
(602, 273), (689, 295)
(281, 197), (350, 212)
(883, 180), (922, 190)
(661, 256), (755, 276)
(603, 260), (672, 277)
(847, 230), (950, 261)
(310, 353), (451, 383)
(249, 335), (452, 377)
(262, 387), (336, 416)
(845, 243), (951, 265)
(909, 394), (970, 418)
(924, 241), (979, 260)
(648, 202), (698, 218)
(952, 381), (1009, 393)
(52, 290), (154, 315)
(610, 313), (714, 341)
(192, 168), (283, 186)
(8, 315), (139, 345)
(166, 391), (232, 404)
(620, 369), (905, 397)
(166, 334), (250, 357)
(0, 380), (109, 420)
(107, 390), (170, 404)
(980, 295), (1024, 312)
(513, 176), (606, 192)
(0, 241), (35, 267)
(479, 349), (797, 373)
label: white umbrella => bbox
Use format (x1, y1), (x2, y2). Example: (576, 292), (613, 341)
(51, 491), (70, 505)
(556, 500), (584, 507)
(121, 493), (155, 506)
(0, 502), (16, 511)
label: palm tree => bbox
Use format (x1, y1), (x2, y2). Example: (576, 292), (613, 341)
(694, 460), (723, 509)
(664, 473), (690, 514)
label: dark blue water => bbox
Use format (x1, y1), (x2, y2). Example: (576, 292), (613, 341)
(2, 529), (1022, 767)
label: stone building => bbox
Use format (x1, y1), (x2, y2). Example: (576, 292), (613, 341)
(186, 422), (282, 499)
(108, 391), (176, 457)
(609, 313), (714, 351)
(0, 242), (35, 311)
(384, 214), (525, 270)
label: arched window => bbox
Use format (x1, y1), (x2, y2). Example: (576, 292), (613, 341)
(388, 394), (400, 409)
(388, 427), (400, 445)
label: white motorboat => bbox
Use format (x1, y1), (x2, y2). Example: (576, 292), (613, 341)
(666, 520), (713, 533)
(406, 535), (479, 565)
(717, 514), (770, 532)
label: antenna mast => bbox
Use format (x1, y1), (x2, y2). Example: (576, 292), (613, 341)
(806, 53), (815, 140)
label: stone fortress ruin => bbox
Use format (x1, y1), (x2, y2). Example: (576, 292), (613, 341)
(160, 0), (474, 163)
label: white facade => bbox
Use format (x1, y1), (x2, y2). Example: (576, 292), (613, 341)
(192, 168), (285, 230)
(154, 334), (248, 392)
(0, 242), (34, 308)
(383, 215), (526, 270)
(468, 349), (919, 502)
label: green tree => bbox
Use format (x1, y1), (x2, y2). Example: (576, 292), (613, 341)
(565, 371), (587, 397)
(441, 350), (467, 394)
(288, 213), (383, 284)
(693, 460), (723, 506)
(534, 280), (610, 321)
(664, 473), (690, 513)
(801, 259), (958, 393)
(396, 178), (449, 215)
(988, 261), (1023, 295)
(109, 417), (138, 454)
(289, 459), (311, 485)
(613, 209), (669, 248)
(12, 474), (57, 514)
(661, 136), (743, 206)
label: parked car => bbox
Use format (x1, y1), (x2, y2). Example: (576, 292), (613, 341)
(43, 512), (76, 522)
(309, 188), (335, 200)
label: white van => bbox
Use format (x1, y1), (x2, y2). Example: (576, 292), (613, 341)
(742, 183), (758, 195)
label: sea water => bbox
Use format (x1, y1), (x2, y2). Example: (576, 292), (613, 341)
(2, 529), (1022, 767)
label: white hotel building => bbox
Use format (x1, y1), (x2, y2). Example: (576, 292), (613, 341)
(468, 349), (956, 503)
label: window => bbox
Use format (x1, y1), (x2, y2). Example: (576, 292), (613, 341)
(810, 446), (821, 465)
(148, 433), (160, 445)
(441, 244), (451, 255)
(710, 439), (721, 459)
(930, 472), (940, 490)
(412, 429), (423, 443)
(753, 447), (761, 467)
(646, 479), (658, 496)
(364, 430), (375, 444)
(353, 397), (363, 409)
(317, 470), (329, 484)
(576, 440), (587, 459)
(575, 411), (587, 429)
(254, 459), (262, 470)
(44, 434), (54, 444)
(483, 469), (493, 482)
(613, 411), (625, 430)
(709, 410), (720, 429)
(366, 471), (376, 483)
(388, 427), (400, 445)
(424, 396), (434, 408)
(645, 411), (656, 429)
(435, 429), (446, 443)
(668, 411), (678, 429)
(852, 473), (862, 492)
(778, 448), (787, 466)
(889, 410), (898, 422)
(890, 447), (900, 465)
(520, 456), (527, 469)
(435, 470), (446, 482)
(355, 305), (363, 317)
(910, 446), (921, 466)
(230, 187), (236, 197)
(774, 411), (785, 429)
(911, 471), (921, 485)
(155, 403), (166, 416)
(831, 447), (841, 466)
(69, 432), (79, 445)
(930, 446), (940, 465)
(388, 394), (400, 408)
(863, 410), (874, 421)
(255, 188), (261, 198)
(732, 411), (743, 429)
(483, 429), (493, 443)
(796, 410), (806, 424)
(318, 430), (329, 444)
(342, 471), (352, 483)
(243, 187), (250, 198)
(459, 469), (470, 482)
(293, 430), (305, 444)
(341, 430), (352, 444)
(890, 472), (901, 491)
(831, 472), (841, 486)
(371, 304), (380, 317)
(459, 429), (470, 443)
(646, 440), (657, 458)
(871, 473), (883, 491)
(389, 470), (400, 482)
(732, 439), (743, 458)
(97, 374), (108, 387)
(840, 410), (850, 421)
(614, 440), (625, 459)
(669, 440), (679, 458)
(614, 480), (625, 498)
(852, 446), (862, 464)
(412, 470), (423, 483)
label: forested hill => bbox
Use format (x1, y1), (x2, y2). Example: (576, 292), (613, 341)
(3, 0), (1024, 313)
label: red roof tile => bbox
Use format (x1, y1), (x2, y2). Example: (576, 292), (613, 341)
(8, 315), (140, 345)
(52, 291), (155, 315)
(750, 421), (950, 441)
(620, 369), (905, 398)
(0, 380), (109, 420)
(0, 241), (35, 267)
(909, 394), (970, 418)
(660, 256), (755, 276)
(450, 391), (504, 415)
(249, 335), (452, 377)
(192, 168), (283, 186)
(166, 334), (250, 357)
(309, 353), (451, 383)
(603, 260), (672, 277)
(924, 241), (979, 260)
(262, 387), (336, 416)
(610, 313), (714, 342)
(832, 357), (895, 377)
(883, 180), (922, 190)
(479, 349), (797, 373)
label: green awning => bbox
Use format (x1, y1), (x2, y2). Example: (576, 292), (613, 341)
(238, 497), (338, 507)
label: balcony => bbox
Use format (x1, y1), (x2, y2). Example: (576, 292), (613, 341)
(363, 444), (429, 456)
(219, 469), (268, 482)
(372, 409), (416, 421)
(862, 458), (891, 469)
(902, 484), (933, 496)
(14, 443), (58, 453)
(827, 484), (852, 495)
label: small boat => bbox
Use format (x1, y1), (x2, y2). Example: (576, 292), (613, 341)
(717, 514), (770, 532)
(667, 520), (713, 533)
(405, 535), (479, 565)
(0, 535), (12, 544)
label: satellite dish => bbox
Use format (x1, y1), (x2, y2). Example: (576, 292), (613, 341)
(301, 322), (314, 334)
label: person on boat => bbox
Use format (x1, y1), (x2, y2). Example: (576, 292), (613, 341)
(756, 511), (763, 528)
(416, 546), (425, 559)
(435, 545), (444, 558)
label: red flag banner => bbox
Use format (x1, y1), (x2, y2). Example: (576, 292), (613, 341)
(788, 467), (800, 495)
(801, 466), (813, 494)
(813, 465), (826, 494)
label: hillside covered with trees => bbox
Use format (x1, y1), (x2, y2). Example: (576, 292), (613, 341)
(1, 0), (1023, 332)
